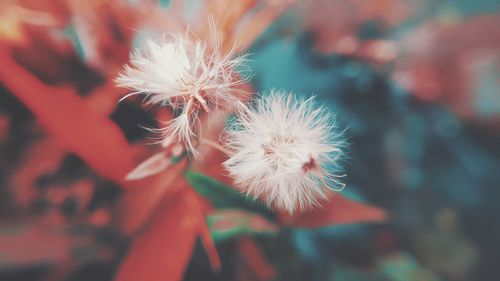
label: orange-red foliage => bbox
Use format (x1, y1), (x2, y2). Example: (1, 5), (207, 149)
(0, 1), (389, 280)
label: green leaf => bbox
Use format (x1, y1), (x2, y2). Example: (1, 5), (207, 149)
(185, 171), (273, 218)
(207, 209), (279, 242)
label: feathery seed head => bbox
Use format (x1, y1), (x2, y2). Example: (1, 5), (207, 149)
(223, 90), (346, 213)
(115, 32), (247, 154)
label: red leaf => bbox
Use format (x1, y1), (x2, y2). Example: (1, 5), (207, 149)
(188, 189), (222, 271)
(199, 219), (222, 271)
(114, 186), (199, 281)
(118, 158), (188, 234)
(0, 46), (135, 184)
(281, 194), (387, 228)
(238, 238), (277, 281)
(125, 151), (171, 181)
(192, 148), (234, 186)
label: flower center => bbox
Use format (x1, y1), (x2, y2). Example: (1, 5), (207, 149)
(263, 135), (295, 156)
(302, 157), (317, 173)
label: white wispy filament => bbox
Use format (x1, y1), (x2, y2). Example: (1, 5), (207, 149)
(115, 33), (246, 153)
(223, 90), (346, 213)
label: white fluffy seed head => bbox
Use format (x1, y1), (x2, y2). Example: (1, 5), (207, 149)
(115, 32), (247, 154)
(223, 90), (347, 213)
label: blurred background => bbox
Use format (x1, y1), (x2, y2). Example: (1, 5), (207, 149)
(0, 0), (499, 281)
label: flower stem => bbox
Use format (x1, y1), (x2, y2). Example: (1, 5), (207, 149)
(199, 138), (232, 156)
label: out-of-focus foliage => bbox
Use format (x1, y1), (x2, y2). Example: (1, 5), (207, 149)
(0, 0), (499, 281)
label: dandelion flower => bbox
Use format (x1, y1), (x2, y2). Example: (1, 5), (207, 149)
(115, 33), (246, 153)
(223, 90), (346, 213)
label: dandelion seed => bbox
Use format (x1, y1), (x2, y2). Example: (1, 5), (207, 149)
(223, 90), (346, 213)
(115, 31), (247, 154)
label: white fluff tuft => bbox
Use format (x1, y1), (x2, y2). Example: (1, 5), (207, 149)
(115, 31), (247, 154)
(223, 90), (346, 213)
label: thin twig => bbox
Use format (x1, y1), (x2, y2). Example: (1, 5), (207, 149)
(199, 138), (232, 156)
